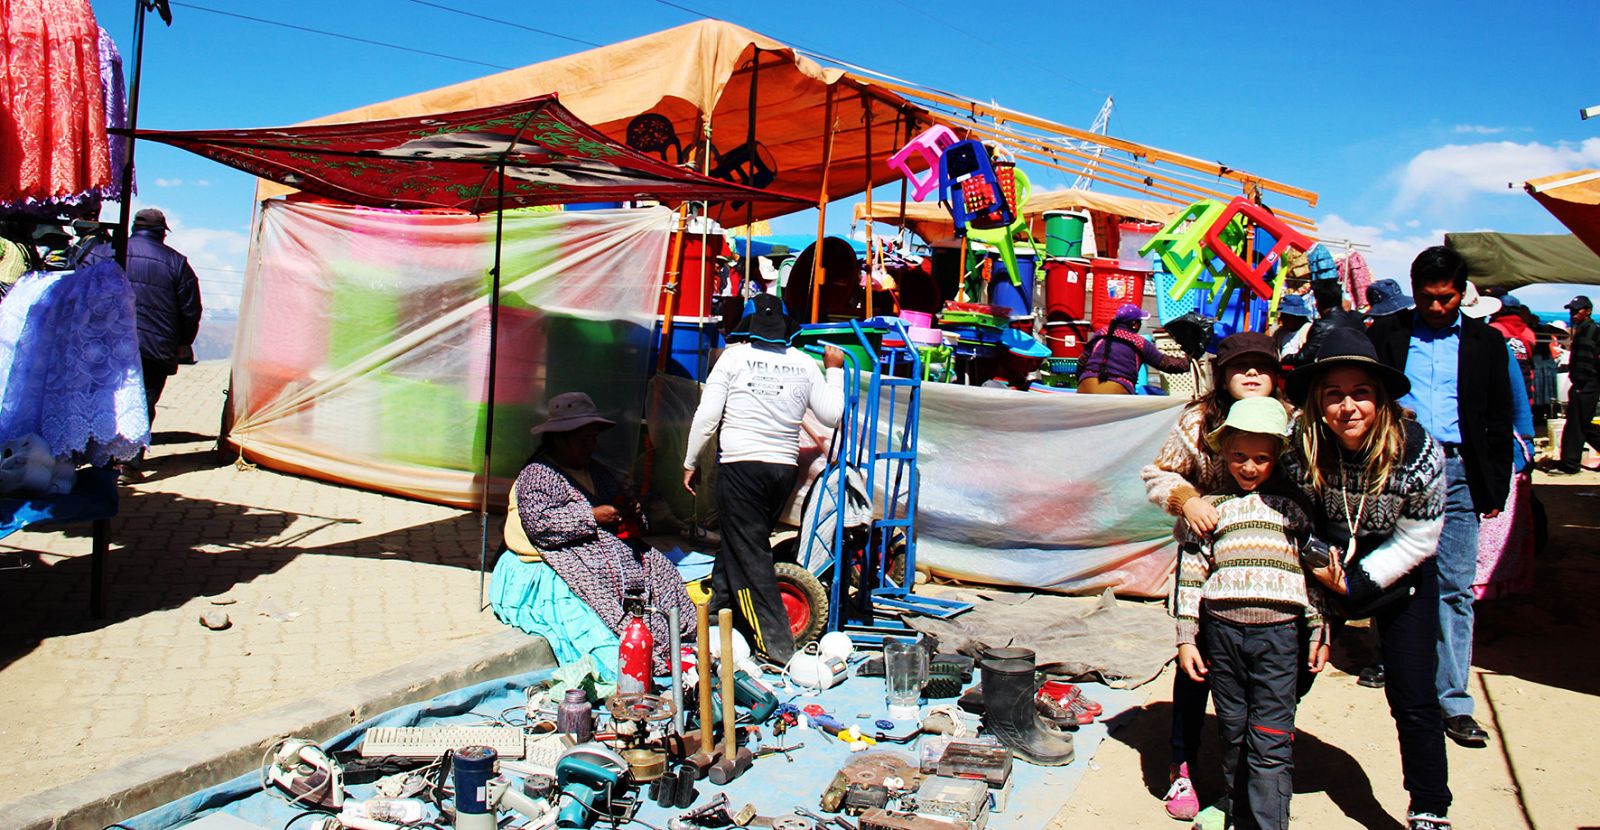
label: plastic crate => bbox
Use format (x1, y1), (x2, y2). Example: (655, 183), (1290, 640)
(1154, 264), (1201, 324)
(1154, 334), (1201, 398)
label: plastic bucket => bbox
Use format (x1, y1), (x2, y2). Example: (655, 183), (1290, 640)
(898, 309), (934, 329)
(652, 317), (722, 381)
(1044, 210), (1090, 258)
(1117, 221), (1161, 271)
(1089, 258), (1149, 330)
(988, 251), (1036, 315)
(1008, 316), (1035, 334)
(658, 231), (726, 318)
(1043, 257), (1090, 322)
(1044, 320), (1088, 358)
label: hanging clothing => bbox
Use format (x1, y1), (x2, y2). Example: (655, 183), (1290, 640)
(0, 0), (113, 207)
(1336, 251), (1374, 309)
(0, 261), (149, 464)
(96, 25), (131, 201)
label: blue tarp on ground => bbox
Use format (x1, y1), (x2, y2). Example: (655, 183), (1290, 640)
(117, 664), (1146, 830)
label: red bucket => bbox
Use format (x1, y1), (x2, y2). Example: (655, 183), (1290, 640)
(659, 231), (726, 318)
(1089, 258), (1148, 331)
(1044, 258), (1089, 322)
(1044, 320), (1089, 358)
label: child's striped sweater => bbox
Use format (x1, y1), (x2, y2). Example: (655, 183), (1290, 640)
(1175, 490), (1326, 647)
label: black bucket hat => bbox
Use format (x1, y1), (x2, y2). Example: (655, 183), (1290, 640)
(529, 392), (615, 435)
(1286, 326), (1410, 404)
(731, 293), (798, 346)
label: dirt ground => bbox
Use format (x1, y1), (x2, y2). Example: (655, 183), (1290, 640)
(1049, 471), (1600, 830)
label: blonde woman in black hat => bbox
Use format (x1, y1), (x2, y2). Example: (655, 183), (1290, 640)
(490, 392), (693, 676)
(1281, 327), (1452, 830)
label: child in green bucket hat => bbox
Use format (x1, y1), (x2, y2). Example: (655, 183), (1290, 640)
(1176, 396), (1330, 830)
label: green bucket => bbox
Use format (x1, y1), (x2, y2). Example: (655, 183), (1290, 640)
(1044, 210), (1090, 259)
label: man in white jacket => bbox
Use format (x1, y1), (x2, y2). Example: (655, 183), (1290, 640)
(684, 294), (844, 662)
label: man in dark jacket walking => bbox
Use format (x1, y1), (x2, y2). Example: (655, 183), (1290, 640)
(1368, 246), (1511, 749)
(1553, 295), (1600, 473)
(123, 208), (203, 426)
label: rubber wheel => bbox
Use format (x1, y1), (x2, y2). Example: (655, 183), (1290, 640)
(774, 561), (828, 646)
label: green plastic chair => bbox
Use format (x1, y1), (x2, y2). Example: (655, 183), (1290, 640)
(965, 168), (1039, 287)
(1140, 199), (1247, 300)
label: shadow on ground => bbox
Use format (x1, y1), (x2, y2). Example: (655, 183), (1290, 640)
(1468, 481), (1600, 699)
(1100, 699), (1402, 829)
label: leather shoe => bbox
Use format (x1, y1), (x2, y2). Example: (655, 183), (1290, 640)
(1444, 714), (1489, 747)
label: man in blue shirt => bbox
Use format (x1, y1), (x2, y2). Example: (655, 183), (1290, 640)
(1368, 246), (1512, 750)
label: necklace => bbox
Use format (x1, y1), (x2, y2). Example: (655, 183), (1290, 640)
(1339, 461), (1368, 565)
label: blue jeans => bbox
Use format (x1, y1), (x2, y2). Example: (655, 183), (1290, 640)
(1435, 455), (1479, 718)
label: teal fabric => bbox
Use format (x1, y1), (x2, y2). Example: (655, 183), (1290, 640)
(489, 550), (621, 682)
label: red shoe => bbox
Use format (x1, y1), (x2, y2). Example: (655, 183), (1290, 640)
(1039, 680), (1103, 717)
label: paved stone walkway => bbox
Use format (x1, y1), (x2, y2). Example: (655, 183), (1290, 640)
(0, 361), (506, 803)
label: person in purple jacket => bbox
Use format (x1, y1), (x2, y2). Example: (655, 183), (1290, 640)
(1077, 304), (1190, 394)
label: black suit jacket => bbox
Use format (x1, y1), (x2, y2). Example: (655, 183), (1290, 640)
(1367, 310), (1512, 513)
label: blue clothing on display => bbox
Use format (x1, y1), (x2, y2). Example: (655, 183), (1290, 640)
(1505, 342), (1534, 473)
(1400, 320), (1462, 446)
(0, 261), (149, 464)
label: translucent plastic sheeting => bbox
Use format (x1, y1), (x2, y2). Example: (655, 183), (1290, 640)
(649, 369), (1186, 598)
(909, 384), (1185, 597)
(229, 200), (671, 508)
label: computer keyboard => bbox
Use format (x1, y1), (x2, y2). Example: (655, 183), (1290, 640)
(359, 725), (527, 759)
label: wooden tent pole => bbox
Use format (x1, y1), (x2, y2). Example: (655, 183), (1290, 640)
(862, 93), (874, 320)
(655, 114), (708, 373)
(851, 74), (1319, 207)
(811, 87), (837, 324)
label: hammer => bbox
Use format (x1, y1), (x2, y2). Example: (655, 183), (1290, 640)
(708, 609), (753, 784)
(685, 599), (720, 779)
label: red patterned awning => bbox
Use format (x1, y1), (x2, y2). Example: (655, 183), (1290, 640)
(135, 94), (805, 214)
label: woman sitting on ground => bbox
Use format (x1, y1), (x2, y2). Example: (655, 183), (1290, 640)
(1077, 304), (1190, 394)
(1281, 327), (1452, 830)
(491, 392), (693, 676)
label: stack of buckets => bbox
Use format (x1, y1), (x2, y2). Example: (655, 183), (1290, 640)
(654, 216), (729, 381)
(1041, 210), (1092, 387)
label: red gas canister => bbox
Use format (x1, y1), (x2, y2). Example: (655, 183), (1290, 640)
(618, 590), (654, 696)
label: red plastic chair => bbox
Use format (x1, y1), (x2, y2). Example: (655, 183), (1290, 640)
(1201, 198), (1312, 300)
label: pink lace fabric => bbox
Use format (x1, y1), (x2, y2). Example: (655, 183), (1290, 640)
(0, 0), (112, 206)
(1474, 468), (1534, 600)
(1337, 251), (1374, 309)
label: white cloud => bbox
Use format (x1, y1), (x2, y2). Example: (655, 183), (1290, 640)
(1314, 213), (1450, 283)
(1452, 124), (1508, 135)
(153, 177), (182, 187)
(195, 179), (211, 187)
(1394, 138), (1600, 211)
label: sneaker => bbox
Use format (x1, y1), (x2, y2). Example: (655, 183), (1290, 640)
(1407, 811), (1452, 829)
(1357, 663), (1386, 688)
(1165, 763), (1200, 821)
(1190, 804), (1229, 829)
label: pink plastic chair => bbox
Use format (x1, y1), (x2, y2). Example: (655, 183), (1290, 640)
(888, 125), (958, 202)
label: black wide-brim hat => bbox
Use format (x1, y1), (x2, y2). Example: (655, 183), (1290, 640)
(1286, 326), (1411, 405)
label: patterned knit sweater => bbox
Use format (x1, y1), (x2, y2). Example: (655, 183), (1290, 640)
(1175, 490), (1326, 647)
(1280, 419), (1446, 609)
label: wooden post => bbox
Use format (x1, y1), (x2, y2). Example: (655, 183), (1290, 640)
(656, 115), (710, 372)
(862, 93), (874, 320)
(810, 87), (837, 324)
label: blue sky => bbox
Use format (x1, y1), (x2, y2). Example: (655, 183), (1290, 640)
(89, 0), (1600, 314)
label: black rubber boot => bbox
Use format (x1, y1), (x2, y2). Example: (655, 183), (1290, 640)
(978, 646), (1075, 766)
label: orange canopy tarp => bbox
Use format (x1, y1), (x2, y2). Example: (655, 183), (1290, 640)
(1527, 169), (1600, 258)
(259, 19), (924, 225)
